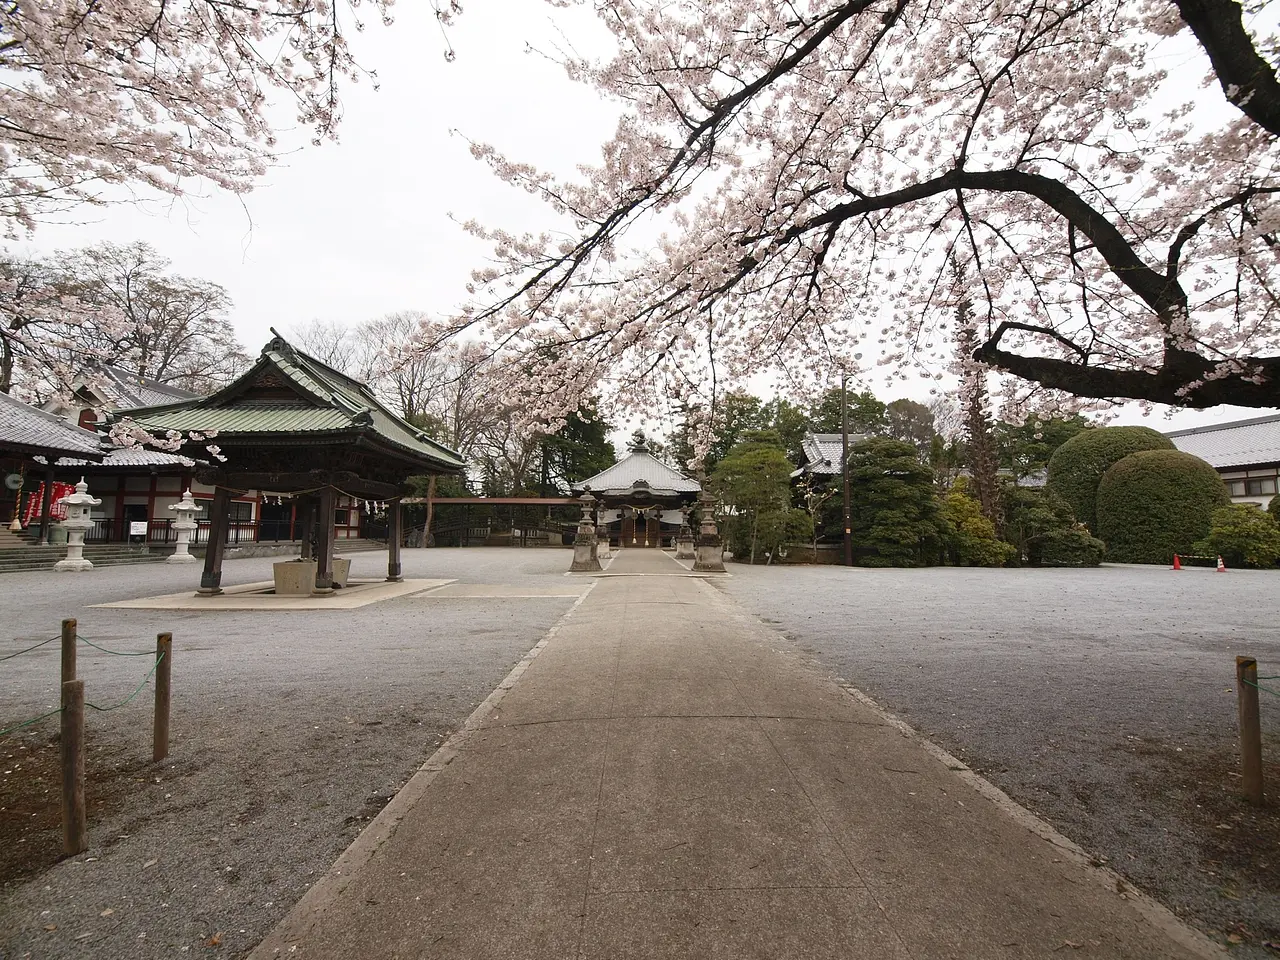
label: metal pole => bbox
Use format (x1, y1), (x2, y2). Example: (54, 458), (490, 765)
(842, 374), (852, 566)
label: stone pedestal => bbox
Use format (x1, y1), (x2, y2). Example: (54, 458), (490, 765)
(675, 505), (695, 559)
(692, 490), (726, 573)
(167, 489), (202, 564)
(331, 557), (351, 589)
(570, 491), (602, 573)
(54, 478), (100, 573)
(274, 560), (317, 596)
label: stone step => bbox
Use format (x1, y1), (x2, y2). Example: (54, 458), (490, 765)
(0, 555), (171, 573)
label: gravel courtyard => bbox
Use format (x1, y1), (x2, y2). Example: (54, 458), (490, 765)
(720, 561), (1280, 954)
(0, 547), (581, 960)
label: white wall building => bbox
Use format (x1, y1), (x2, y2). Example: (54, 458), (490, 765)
(1166, 415), (1280, 509)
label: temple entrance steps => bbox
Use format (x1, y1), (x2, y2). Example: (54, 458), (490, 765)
(0, 543), (169, 573)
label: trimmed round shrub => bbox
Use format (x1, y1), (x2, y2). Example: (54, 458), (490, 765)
(1196, 503), (1280, 569)
(1095, 450), (1229, 564)
(1046, 426), (1174, 531)
(1027, 527), (1105, 567)
(1268, 494), (1280, 524)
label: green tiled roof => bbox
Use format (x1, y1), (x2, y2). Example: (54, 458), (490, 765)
(121, 332), (465, 473)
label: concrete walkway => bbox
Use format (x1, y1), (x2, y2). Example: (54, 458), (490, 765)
(250, 549), (1217, 959)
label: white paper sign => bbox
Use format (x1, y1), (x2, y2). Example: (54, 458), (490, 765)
(129, 521), (148, 536)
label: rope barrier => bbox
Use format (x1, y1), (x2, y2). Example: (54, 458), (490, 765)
(77, 635), (154, 657)
(84, 652), (164, 713)
(0, 636), (58, 662)
(1242, 677), (1280, 699)
(0, 706), (63, 739)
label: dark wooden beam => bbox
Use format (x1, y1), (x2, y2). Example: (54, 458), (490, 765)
(198, 487), (232, 596)
(315, 487), (335, 594)
(386, 498), (403, 583)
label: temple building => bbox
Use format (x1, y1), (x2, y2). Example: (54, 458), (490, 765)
(573, 442), (700, 548)
(119, 332), (464, 591)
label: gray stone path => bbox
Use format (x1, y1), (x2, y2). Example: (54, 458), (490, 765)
(250, 548), (1217, 959)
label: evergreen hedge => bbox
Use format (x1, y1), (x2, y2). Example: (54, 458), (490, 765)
(1095, 450), (1228, 563)
(1196, 504), (1280, 569)
(1046, 426), (1174, 531)
(1268, 494), (1280, 524)
(1027, 528), (1105, 566)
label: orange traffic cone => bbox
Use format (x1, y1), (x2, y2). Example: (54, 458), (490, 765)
(1172, 554), (1182, 571)
(1217, 555), (1227, 573)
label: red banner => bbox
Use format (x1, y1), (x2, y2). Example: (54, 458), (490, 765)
(22, 482), (75, 525)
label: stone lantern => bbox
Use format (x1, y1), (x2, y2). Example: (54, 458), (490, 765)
(675, 505), (695, 560)
(167, 489), (203, 564)
(53, 478), (101, 572)
(570, 490), (602, 573)
(692, 487), (725, 572)
(593, 497), (612, 560)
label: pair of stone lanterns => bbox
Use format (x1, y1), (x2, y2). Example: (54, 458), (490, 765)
(567, 488), (725, 572)
(51, 480), (202, 572)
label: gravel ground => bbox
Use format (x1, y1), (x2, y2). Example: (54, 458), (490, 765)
(0, 547), (579, 960)
(719, 561), (1280, 955)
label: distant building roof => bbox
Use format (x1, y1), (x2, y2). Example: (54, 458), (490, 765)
(47, 447), (197, 470)
(1165, 414), (1280, 469)
(0, 392), (105, 461)
(792, 432), (868, 477)
(574, 450), (701, 496)
(121, 332), (465, 474)
(66, 363), (202, 412)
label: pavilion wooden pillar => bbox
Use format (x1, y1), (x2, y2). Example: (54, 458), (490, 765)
(38, 467), (55, 544)
(386, 498), (403, 582)
(296, 496), (315, 561)
(314, 486), (336, 594)
(198, 487), (232, 595)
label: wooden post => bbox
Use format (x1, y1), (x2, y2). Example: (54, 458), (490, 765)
(387, 498), (403, 582)
(314, 486), (335, 593)
(153, 633), (172, 763)
(1238, 656), (1265, 806)
(60, 618), (76, 685)
(61, 679), (86, 855)
(198, 487), (232, 595)
(297, 497), (315, 561)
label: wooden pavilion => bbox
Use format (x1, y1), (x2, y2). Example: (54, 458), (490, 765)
(121, 332), (465, 595)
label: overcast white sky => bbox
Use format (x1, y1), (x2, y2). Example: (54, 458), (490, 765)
(10, 1), (1276, 436)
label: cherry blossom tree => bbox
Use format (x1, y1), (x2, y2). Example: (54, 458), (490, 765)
(0, 242), (248, 399)
(0, 0), (454, 230)
(457, 0), (1280, 429)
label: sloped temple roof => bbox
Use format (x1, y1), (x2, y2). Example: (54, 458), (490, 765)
(80, 363), (201, 411)
(792, 432), (868, 477)
(0, 391), (105, 461)
(1167, 414), (1280, 470)
(119, 333), (465, 485)
(574, 450), (701, 497)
